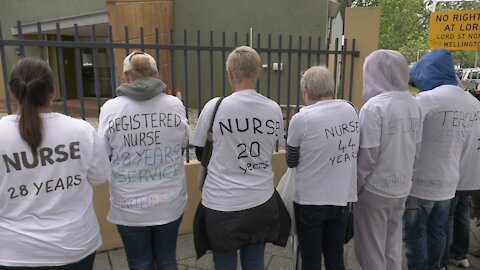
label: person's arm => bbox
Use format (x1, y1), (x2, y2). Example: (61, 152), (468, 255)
(97, 105), (113, 158)
(357, 147), (379, 193)
(286, 113), (304, 168)
(191, 98), (220, 164)
(175, 100), (190, 156)
(87, 128), (111, 185)
(286, 144), (299, 168)
(357, 105), (381, 193)
(414, 104), (424, 167)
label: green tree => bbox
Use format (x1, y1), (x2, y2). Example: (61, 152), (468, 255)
(434, 0), (479, 11)
(348, 0), (479, 66)
(352, 0), (429, 62)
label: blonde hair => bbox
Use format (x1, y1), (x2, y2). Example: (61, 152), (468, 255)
(300, 65), (335, 99)
(226, 46), (261, 83)
(127, 54), (158, 80)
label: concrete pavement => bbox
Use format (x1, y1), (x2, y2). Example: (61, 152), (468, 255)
(93, 220), (480, 270)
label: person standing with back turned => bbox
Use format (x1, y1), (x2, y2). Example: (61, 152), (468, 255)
(0, 57), (110, 269)
(286, 65), (359, 270)
(353, 50), (423, 270)
(98, 51), (189, 270)
(192, 46), (290, 270)
(440, 80), (480, 269)
(403, 49), (474, 270)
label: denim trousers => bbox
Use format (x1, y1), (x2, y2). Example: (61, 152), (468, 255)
(442, 194), (470, 265)
(117, 216), (183, 270)
(294, 202), (348, 270)
(403, 196), (451, 270)
(212, 243), (265, 270)
(0, 253), (95, 270)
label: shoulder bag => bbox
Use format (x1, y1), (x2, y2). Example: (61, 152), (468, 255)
(196, 97), (224, 191)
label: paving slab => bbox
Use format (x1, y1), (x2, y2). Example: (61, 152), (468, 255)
(107, 249), (128, 270)
(92, 252), (111, 270)
(176, 234), (197, 260)
(267, 255), (294, 270)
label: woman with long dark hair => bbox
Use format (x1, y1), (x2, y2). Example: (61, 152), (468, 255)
(0, 57), (110, 269)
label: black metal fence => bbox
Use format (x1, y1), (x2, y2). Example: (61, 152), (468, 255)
(0, 21), (360, 160)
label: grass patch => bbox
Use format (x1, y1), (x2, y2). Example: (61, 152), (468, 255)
(409, 86), (420, 96)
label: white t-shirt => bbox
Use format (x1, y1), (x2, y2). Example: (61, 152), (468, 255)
(191, 90), (283, 211)
(359, 91), (423, 198)
(287, 99), (359, 206)
(98, 94), (189, 226)
(411, 85), (472, 200)
(457, 91), (480, 191)
(0, 113), (110, 267)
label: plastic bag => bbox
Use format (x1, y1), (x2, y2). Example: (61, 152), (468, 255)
(277, 168), (300, 269)
(277, 168), (296, 236)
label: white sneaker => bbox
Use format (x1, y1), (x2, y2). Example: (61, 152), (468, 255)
(450, 258), (470, 268)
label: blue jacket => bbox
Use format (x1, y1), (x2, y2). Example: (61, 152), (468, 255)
(409, 48), (457, 91)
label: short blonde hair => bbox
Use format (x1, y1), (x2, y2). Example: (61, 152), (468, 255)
(123, 51), (158, 80)
(226, 46), (261, 82)
(300, 65), (335, 99)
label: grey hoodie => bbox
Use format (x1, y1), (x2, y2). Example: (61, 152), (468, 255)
(362, 50), (409, 101)
(116, 77), (167, 100)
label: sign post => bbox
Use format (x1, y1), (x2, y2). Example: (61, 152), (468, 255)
(428, 10), (480, 51)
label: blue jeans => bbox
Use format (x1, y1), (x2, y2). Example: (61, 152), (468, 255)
(403, 196), (451, 270)
(442, 195), (470, 265)
(117, 216), (182, 270)
(212, 243), (265, 270)
(0, 253), (95, 270)
(294, 202), (348, 270)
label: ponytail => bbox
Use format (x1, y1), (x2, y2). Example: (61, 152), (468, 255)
(9, 58), (54, 154)
(18, 81), (44, 154)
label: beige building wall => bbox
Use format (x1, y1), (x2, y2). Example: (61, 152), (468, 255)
(105, 0), (174, 88)
(343, 7), (381, 110)
(94, 151), (289, 252)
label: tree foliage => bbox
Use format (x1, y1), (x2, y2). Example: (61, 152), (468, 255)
(351, 0), (429, 62)
(346, 0), (479, 66)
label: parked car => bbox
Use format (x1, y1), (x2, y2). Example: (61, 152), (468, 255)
(462, 68), (480, 91)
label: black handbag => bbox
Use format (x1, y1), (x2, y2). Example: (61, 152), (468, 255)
(196, 97), (224, 190)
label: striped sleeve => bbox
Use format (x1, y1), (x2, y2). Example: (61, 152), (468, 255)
(286, 144), (300, 168)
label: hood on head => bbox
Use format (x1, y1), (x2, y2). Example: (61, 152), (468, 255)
(362, 49), (409, 101)
(409, 48), (457, 92)
(116, 77), (167, 100)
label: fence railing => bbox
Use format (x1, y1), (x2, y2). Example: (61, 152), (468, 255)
(0, 21), (360, 161)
